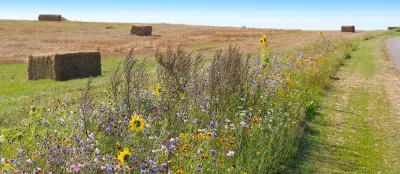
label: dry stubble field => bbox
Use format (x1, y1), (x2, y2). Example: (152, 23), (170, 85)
(0, 20), (372, 64)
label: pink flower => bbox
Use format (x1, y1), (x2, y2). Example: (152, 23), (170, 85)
(70, 163), (85, 172)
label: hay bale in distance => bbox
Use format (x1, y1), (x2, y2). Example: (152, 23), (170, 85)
(38, 14), (62, 21)
(130, 25), (152, 36)
(105, 26), (115, 29)
(27, 52), (101, 81)
(341, 26), (355, 32)
(388, 27), (399, 30)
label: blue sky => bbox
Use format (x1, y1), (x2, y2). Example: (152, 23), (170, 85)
(0, 0), (399, 30)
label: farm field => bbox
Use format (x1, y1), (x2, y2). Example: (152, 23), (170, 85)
(0, 20), (370, 64)
(1, 19), (398, 173)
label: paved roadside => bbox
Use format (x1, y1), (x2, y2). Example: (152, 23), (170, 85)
(386, 37), (400, 70)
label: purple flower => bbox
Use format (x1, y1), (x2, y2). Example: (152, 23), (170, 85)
(212, 157), (216, 162)
(210, 150), (216, 155)
(105, 127), (111, 133)
(100, 106), (106, 113)
(150, 168), (157, 173)
(74, 136), (81, 143)
(161, 163), (167, 168)
(140, 164), (146, 170)
(131, 158), (137, 161)
(212, 132), (217, 138)
(169, 145), (176, 151)
(106, 165), (113, 173)
(209, 121), (215, 127)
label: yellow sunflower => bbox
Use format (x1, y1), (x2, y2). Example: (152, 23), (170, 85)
(155, 85), (161, 95)
(260, 34), (267, 46)
(129, 115), (145, 133)
(117, 148), (131, 164)
(197, 132), (204, 139)
(179, 133), (187, 139)
(176, 170), (184, 174)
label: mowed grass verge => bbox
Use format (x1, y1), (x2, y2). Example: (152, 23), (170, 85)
(290, 30), (400, 173)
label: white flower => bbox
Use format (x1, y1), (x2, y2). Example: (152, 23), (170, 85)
(227, 151), (235, 157)
(95, 148), (100, 154)
(26, 159), (32, 165)
(89, 133), (95, 139)
(0, 134), (5, 143)
(197, 148), (203, 154)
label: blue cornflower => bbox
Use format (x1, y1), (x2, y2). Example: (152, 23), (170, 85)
(140, 164), (146, 170)
(210, 150), (217, 155)
(212, 132), (217, 138)
(210, 121), (215, 127)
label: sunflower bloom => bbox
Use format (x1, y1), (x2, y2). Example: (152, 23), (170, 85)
(117, 148), (131, 164)
(259, 38), (266, 46)
(260, 34), (267, 46)
(129, 115), (145, 133)
(155, 85), (161, 95)
(179, 133), (187, 139)
(197, 133), (204, 139)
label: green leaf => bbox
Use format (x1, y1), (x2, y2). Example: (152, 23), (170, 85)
(1, 129), (9, 135)
(0, 163), (14, 170)
(29, 110), (35, 117)
(0, 134), (4, 143)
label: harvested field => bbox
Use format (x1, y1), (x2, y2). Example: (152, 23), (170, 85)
(0, 20), (375, 64)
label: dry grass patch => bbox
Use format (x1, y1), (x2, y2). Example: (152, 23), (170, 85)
(0, 20), (376, 64)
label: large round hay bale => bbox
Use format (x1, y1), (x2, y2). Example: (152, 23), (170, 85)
(388, 27), (399, 30)
(131, 25), (152, 36)
(38, 14), (62, 22)
(341, 26), (355, 32)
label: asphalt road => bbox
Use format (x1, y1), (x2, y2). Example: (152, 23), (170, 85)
(386, 37), (400, 70)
